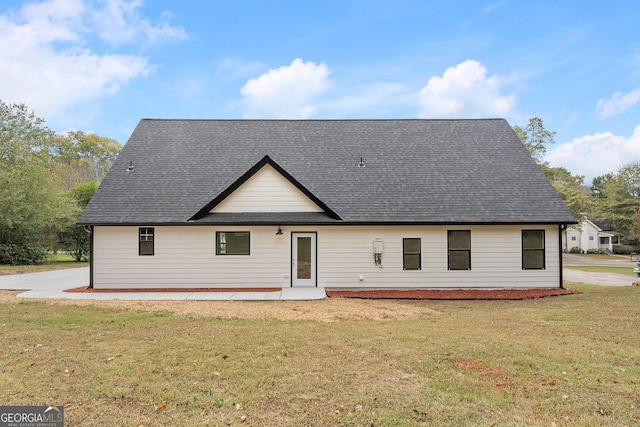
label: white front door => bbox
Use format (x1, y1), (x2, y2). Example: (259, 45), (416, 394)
(292, 232), (316, 287)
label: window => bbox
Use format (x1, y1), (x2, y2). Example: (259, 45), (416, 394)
(522, 230), (545, 270)
(403, 238), (421, 270)
(139, 228), (154, 256)
(448, 230), (471, 270)
(571, 236), (577, 241)
(216, 232), (250, 255)
(589, 236), (594, 241)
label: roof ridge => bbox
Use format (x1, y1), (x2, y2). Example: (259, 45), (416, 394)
(140, 118), (507, 122)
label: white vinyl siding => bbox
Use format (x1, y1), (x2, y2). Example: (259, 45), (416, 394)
(92, 224), (561, 289)
(316, 225), (559, 289)
(211, 164), (323, 213)
(93, 226), (290, 288)
(563, 220), (600, 252)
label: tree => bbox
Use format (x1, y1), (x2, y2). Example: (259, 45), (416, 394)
(513, 117), (556, 164)
(0, 161), (77, 264)
(0, 100), (121, 264)
(593, 162), (640, 239)
(0, 100), (77, 264)
(540, 164), (591, 219)
(591, 173), (614, 199)
(0, 100), (56, 165)
(52, 131), (122, 190)
(513, 118), (593, 219)
(632, 210), (640, 241)
(58, 182), (98, 261)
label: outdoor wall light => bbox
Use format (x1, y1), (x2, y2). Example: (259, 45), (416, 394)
(275, 226), (283, 236)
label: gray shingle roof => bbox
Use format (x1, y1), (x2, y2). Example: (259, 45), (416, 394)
(78, 119), (576, 225)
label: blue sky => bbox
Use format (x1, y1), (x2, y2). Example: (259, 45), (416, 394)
(1, 0), (639, 183)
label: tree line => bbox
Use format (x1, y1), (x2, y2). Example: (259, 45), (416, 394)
(515, 117), (640, 243)
(0, 100), (121, 264)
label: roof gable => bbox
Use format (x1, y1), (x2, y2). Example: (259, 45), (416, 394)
(582, 219), (602, 232)
(190, 155), (340, 220)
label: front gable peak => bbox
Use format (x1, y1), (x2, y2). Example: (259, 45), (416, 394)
(190, 155), (340, 220)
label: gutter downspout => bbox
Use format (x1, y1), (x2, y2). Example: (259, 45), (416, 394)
(559, 224), (566, 289)
(86, 226), (94, 289)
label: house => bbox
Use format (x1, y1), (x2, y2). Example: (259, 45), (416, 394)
(78, 119), (576, 290)
(563, 218), (622, 253)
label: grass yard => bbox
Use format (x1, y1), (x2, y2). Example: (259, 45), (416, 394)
(568, 254), (637, 262)
(0, 283), (638, 426)
(564, 265), (637, 276)
(0, 253), (88, 275)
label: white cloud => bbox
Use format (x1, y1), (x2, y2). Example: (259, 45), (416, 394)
(92, 0), (188, 46)
(545, 126), (640, 181)
(596, 88), (640, 118)
(418, 60), (517, 118)
(240, 59), (332, 118)
(0, 0), (185, 117)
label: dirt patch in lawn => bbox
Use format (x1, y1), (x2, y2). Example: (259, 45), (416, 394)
(327, 288), (577, 300)
(0, 288), (577, 323)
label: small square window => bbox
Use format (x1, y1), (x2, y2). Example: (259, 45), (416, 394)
(403, 238), (421, 270)
(139, 228), (154, 256)
(589, 236), (594, 241)
(571, 236), (576, 241)
(216, 232), (250, 255)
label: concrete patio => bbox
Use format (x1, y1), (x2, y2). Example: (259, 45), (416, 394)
(0, 267), (327, 301)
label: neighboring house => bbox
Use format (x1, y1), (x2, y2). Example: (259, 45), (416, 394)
(563, 218), (622, 253)
(78, 119), (576, 290)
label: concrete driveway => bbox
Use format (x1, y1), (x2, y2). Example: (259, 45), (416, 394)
(0, 267), (89, 292)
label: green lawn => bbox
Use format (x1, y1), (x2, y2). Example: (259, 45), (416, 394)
(0, 283), (638, 426)
(564, 265), (637, 276)
(0, 253), (88, 275)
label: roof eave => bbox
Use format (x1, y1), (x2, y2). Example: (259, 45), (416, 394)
(78, 219), (578, 227)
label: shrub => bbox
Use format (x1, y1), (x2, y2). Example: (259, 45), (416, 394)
(569, 246), (583, 254)
(0, 244), (49, 265)
(612, 244), (640, 254)
(58, 226), (90, 262)
(586, 248), (606, 254)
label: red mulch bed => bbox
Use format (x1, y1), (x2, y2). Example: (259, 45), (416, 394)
(326, 288), (578, 300)
(64, 287), (281, 293)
